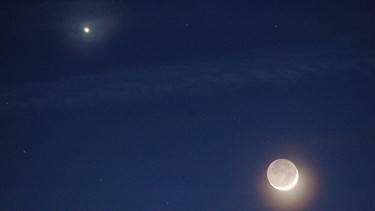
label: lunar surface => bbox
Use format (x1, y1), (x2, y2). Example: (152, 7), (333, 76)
(267, 159), (299, 191)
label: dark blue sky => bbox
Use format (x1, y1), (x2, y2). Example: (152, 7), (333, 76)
(1, 1), (375, 210)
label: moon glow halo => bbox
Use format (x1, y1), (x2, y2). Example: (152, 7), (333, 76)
(267, 159), (299, 191)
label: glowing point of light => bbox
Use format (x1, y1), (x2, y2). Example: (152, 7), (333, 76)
(83, 27), (90, 33)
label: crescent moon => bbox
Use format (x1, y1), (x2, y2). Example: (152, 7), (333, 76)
(274, 168), (298, 191)
(267, 159), (299, 191)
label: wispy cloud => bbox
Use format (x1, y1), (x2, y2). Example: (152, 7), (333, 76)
(1, 49), (374, 114)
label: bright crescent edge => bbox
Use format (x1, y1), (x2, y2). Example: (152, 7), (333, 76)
(271, 168), (299, 191)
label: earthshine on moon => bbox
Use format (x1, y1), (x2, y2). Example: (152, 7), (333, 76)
(267, 159), (299, 191)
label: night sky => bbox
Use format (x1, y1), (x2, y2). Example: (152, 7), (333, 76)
(1, 1), (375, 210)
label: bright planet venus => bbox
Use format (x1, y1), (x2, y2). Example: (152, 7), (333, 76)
(267, 159), (299, 191)
(83, 27), (90, 33)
